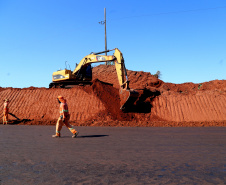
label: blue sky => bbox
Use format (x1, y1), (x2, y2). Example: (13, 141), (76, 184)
(0, 0), (225, 88)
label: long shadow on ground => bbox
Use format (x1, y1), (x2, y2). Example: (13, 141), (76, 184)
(78, 135), (109, 138)
(60, 135), (109, 138)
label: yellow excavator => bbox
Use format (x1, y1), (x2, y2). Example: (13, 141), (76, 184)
(49, 48), (139, 110)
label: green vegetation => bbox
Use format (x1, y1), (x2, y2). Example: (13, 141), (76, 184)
(198, 83), (202, 90)
(154, 71), (161, 79)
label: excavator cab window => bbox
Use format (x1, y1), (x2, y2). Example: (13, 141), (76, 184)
(78, 64), (92, 81)
(85, 64), (92, 79)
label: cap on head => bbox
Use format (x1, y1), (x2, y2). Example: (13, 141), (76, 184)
(5, 99), (9, 102)
(57, 96), (65, 103)
(57, 96), (64, 100)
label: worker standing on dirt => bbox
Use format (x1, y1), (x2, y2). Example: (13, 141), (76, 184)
(3, 99), (9, 125)
(52, 96), (79, 138)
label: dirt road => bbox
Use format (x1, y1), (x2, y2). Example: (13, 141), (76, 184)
(1, 125), (226, 184)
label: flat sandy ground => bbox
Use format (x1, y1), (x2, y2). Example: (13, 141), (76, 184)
(0, 125), (226, 185)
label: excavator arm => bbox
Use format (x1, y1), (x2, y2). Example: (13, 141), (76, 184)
(72, 48), (128, 88)
(113, 48), (129, 89)
(72, 48), (138, 109)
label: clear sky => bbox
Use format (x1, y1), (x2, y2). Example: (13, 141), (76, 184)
(0, 0), (225, 88)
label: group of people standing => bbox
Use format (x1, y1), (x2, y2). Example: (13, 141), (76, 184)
(2, 96), (79, 138)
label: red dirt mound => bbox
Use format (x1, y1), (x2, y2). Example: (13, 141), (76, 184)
(0, 65), (225, 126)
(93, 65), (163, 90)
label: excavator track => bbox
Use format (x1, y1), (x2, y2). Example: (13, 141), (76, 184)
(49, 81), (92, 88)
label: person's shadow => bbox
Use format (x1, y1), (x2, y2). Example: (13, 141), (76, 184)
(61, 135), (109, 138)
(6, 113), (31, 125)
(78, 135), (109, 138)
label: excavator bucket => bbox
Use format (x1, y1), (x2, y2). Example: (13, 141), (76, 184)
(119, 88), (139, 110)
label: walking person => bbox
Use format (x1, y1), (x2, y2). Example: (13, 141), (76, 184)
(3, 99), (9, 125)
(52, 96), (79, 138)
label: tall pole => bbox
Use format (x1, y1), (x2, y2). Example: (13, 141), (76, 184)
(104, 8), (107, 56)
(99, 8), (108, 64)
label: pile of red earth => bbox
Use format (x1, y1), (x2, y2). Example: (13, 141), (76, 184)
(1, 65), (226, 127)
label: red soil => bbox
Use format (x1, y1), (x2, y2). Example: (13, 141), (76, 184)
(1, 65), (226, 127)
